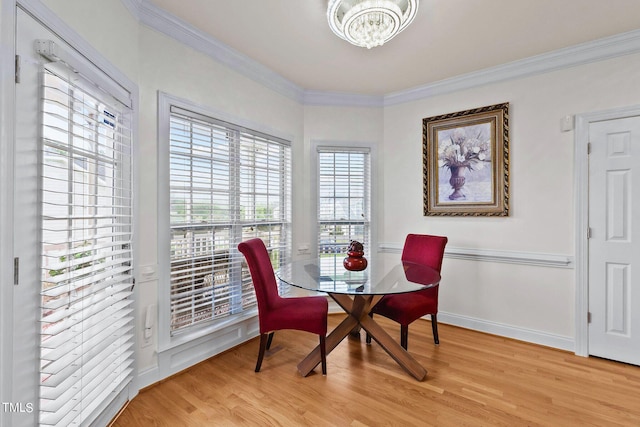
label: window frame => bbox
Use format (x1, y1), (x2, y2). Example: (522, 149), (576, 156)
(310, 141), (376, 259)
(158, 92), (293, 350)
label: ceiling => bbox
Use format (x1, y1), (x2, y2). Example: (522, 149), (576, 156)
(147, 0), (640, 95)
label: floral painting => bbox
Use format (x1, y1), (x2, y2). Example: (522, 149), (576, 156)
(437, 124), (492, 203)
(423, 103), (509, 216)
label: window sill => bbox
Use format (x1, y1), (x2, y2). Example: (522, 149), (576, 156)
(159, 308), (258, 353)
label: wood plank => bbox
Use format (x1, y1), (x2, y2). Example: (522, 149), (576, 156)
(112, 316), (640, 427)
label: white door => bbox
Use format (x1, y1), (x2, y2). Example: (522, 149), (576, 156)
(13, 8), (136, 426)
(588, 116), (640, 365)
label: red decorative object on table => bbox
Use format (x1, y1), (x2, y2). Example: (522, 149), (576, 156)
(343, 240), (368, 271)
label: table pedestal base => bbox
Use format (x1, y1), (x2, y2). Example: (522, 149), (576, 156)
(297, 293), (427, 381)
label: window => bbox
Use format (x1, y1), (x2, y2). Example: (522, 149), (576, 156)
(39, 64), (134, 426)
(165, 102), (291, 334)
(317, 147), (371, 255)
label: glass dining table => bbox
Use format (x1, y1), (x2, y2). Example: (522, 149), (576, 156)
(276, 253), (441, 381)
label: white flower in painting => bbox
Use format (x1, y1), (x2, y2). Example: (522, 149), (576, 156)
(452, 128), (466, 143)
(437, 123), (491, 171)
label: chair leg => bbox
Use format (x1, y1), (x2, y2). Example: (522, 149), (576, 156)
(400, 325), (408, 350)
(319, 335), (327, 375)
(431, 314), (439, 345)
(255, 333), (269, 372)
(365, 313), (373, 345)
(266, 331), (275, 350)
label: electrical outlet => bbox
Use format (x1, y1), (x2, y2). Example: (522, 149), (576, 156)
(141, 304), (155, 348)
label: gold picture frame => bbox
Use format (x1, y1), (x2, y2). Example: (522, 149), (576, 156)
(423, 103), (509, 216)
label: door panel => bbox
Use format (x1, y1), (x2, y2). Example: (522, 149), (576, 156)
(588, 116), (640, 365)
(13, 8), (136, 426)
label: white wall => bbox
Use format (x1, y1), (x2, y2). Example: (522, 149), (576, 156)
(41, 0), (139, 80)
(382, 53), (640, 344)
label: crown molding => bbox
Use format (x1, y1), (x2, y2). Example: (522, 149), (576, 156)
(120, 0), (142, 20)
(134, 1), (640, 108)
(384, 29), (640, 106)
(304, 90), (384, 108)
(137, 0), (305, 103)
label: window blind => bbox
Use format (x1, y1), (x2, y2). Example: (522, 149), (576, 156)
(168, 106), (291, 333)
(39, 66), (134, 426)
(317, 148), (371, 255)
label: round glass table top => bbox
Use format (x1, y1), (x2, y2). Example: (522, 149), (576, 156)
(276, 253), (440, 295)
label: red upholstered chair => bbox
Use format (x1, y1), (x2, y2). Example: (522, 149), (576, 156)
(238, 238), (328, 374)
(367, 234), (447, 349)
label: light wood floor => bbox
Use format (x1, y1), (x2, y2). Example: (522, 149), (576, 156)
(113, 315), (640, 426)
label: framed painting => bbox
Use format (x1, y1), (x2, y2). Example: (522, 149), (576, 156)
(423, 103), (509, 216)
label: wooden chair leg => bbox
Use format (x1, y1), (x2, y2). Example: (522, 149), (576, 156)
(266, 331), (275, 350)
(365, 313), (373, 344)
(320, 335), (327, 375)
(255, 333), (269, 372)
(400, 325), (408, 350)
(431, 314), (439, 345)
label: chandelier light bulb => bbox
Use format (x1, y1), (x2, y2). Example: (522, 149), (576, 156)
(327, 0), (419, 49)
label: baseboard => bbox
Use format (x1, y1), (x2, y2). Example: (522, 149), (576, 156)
(328, 302), (573, 352)
(136, 366), (161, 391)
(137, 316), (260, 389)
(437, 312), (574, 352)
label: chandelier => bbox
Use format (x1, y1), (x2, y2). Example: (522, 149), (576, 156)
(327, 0), (419, 49)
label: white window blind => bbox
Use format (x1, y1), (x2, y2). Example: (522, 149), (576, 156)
(168, 106), (291, 333)
(39, 65), (134, 426)
(317, 148), (371, 255)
